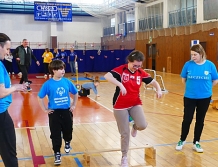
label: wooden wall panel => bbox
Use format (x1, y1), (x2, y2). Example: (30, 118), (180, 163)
(101, 21), (218, 74)
(135, 28), (218, 74)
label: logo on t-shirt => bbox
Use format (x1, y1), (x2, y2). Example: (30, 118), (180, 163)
(56, 87), (65, 96)
(204, 71), (209, 75)
(122, 73), (129, 83)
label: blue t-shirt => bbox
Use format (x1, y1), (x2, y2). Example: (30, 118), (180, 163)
(60, 51), (67, 63)
(181, 60), (218, 99)
(53, 52), (60, 60)
(38, 77), (78, 109)
(69, 52), (77, 62)
(0, 61), (12, 113)
(82, 82), (98, 95)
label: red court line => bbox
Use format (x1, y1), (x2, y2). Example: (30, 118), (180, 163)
(24, 120), (45, 167)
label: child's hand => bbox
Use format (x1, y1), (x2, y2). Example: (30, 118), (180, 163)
(70, 105), (76, 112)
(45, 109), (54, 114)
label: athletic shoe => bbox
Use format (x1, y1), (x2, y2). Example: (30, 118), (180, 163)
(131, 124), (137, 137)
(65, 141), (71, 153)
(176, 140), (186, 151)
(27, 87), (32, 92)
(28, 80), (32, 84)
(121, 156), (128, 167)
(18, 72), (22, 77)
(193, 141), (203, 153)
(54, 152), (61, 165)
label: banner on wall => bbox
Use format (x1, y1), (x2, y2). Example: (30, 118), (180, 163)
(191, 40), (199, 46)
(34, 1), (72, 22)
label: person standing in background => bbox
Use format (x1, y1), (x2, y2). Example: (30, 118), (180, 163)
(60, 48), (67, 63)
(53, 48), (60, 60)
(176, 44), (218, 153)
(4, 50), (14, 75)
(68, 48), (77, 76)
(42, 48), (53, 78)
(13, 39), (40, 91)
(0, 33), (28, 167)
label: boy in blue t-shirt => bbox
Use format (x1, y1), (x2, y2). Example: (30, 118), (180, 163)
(37, 60), (78, 165)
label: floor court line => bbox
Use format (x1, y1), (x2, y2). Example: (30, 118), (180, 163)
(27, 128), (46, 167)
(3, 137), (218, 166)
(88, 96), (113, 112)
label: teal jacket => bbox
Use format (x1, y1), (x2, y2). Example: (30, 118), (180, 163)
(13, 45), (37, 65)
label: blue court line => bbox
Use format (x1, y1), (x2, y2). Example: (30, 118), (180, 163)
(43, 152), (84, 158)
(3, 138), (218, 164)
(71, 76), (106, 81)
(74, 157), (83, 167)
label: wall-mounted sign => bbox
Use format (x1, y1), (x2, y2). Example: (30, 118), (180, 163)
(34, 1), (72, 22)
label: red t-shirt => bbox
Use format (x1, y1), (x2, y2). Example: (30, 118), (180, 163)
(110, 64), (153, 109)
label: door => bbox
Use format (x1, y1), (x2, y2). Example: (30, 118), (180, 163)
(146, 44), (157, 70)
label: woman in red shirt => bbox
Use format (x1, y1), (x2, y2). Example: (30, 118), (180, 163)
(104, 50), (162, 167)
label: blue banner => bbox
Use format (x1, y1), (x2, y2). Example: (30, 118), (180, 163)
(34, 1), (72, 22)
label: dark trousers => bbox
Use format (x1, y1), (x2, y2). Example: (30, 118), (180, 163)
(48, 109), (73, 153)
(0, 110), (18, 167)
(78, 88), (90, 97)
(4, 60), (13, 73)
(43, 63), (49, 74)
(16, 61), (21, 72)
(19, 64), (30, 84)
(180, 96), (211, 143)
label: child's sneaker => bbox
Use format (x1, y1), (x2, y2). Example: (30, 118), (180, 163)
(131, 124), (137, 137)
(121, 156), (128, 167)
(193, 141), (203, 153)
(176, 140), (186, 151)
(54, 152), (61, 165)
(64, 141), (71, 153)
(28, 80), (32, 84)
(27, 86), (32, 92)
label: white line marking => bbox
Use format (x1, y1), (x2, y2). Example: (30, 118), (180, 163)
(88, 97), (114, 112)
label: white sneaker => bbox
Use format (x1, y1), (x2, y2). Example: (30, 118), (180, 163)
(176, 140), (186, 151)
(193, 141), (203, 153)
(121, 156), (128, 167)
(18, 72), (22, 78)
(131, 125), (137, 137)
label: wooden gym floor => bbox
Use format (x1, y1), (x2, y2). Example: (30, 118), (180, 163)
(1, 72), (218, 167)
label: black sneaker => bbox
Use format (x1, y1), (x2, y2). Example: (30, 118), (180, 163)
(54, 152), (61, 165)
(65, 141), (71, 153)
(28, 80), (32, 84)
(27, 86), (32, 92)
